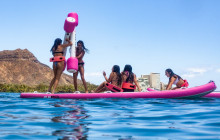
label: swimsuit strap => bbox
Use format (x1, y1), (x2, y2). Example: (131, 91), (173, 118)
(53, 51), (64, 55)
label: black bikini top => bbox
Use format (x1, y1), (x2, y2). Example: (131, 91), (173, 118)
(53, 51), (64, 55)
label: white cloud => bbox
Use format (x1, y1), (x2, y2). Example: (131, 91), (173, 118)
(182, 67), (210, 78)
(186, 68), (208, 74)
(85, 72), (102, 77)
(84, 72), (103, 85)
(216, 69), (220, 73)
(182, 73), (197, 78)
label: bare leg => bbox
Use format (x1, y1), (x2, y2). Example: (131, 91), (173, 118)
(96, 86), (108, 93)
(48, 77), (55, 92)
(48, 63), (57, 92)
(172, 87), (181, 90)
(93, 81), (107, 93)
(51, 62), (64, 94)
(78, 66), (88, 93)
(73, 71), (78, 91)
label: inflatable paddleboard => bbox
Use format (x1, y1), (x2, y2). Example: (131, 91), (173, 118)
(20, 81), (216, 99)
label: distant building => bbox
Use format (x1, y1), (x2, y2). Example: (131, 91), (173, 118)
(150, 73), (160, 90)
(138, 73), (166, 91)
(137, 75), (150, 91)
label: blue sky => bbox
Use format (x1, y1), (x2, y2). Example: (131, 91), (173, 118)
(0, 0), (220, 89)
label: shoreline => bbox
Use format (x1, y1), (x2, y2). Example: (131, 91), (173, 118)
(0, 83), (97, 93)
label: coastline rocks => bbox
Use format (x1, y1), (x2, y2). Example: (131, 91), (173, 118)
(0, 49), (81, 86)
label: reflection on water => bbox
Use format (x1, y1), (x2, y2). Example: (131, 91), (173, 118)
(51, 101), (90, 140)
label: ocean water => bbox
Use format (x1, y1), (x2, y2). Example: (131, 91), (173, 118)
(0, 93), (220, 140)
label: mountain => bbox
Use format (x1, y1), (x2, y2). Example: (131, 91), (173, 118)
(0, 49), (81, 86)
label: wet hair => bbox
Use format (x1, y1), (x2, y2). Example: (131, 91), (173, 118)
(77, 40), (89, 53)
(165, 68), (182, 82)
(123, 64), (134, 83)
(112, 65), (122, 86)
(50, 38), (62, 54)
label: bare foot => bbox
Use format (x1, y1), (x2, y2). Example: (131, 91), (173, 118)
(91, 90), (95, 93)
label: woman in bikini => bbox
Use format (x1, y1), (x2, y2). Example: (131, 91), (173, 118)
(165, 68), (189, 90)
(121, 64), (141, 92)
(73, 40), (89, 93)
(92, 65), (122, 93)
(48, 38), (72, 94)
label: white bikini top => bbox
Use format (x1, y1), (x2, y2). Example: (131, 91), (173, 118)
(173, 77), (179, 85)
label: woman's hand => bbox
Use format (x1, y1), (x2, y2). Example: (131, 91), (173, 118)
(103, 71), (106, 76)
(66, 38), (72, 46)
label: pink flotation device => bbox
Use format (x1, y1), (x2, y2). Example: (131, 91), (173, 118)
(64, 12), (78, 33)
(67, 57), (78, 73)
(64, 12), (79, 73)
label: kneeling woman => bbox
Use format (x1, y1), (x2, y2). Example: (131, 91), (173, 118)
(121, 64), (141, 92)
(165, 68), (189, 90)
(92, 65), (122, 93)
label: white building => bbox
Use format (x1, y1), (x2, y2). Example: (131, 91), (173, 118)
(138, 73), (163, 90)
(150, 73), (160, 90)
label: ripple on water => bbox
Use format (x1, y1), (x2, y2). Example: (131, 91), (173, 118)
(0, 93), (220, 139)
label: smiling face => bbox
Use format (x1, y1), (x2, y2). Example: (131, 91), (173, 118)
(165, 71), (170, 78)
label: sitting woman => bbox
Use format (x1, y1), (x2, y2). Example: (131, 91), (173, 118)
(165, 68), (189, 90)
(92, 65), (122, 93)
(121, 64), (141, 92)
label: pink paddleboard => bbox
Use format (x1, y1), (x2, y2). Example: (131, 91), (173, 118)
(20, 81), (216, 99)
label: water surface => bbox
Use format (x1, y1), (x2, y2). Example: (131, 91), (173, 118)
(0, 93), (220, 140)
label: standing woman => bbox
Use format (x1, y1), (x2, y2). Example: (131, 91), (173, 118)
(48, 38), (72, 94)
(121, 64), (141, 92)
(165, 68), (189, 90)
(73, 40), (89, 93)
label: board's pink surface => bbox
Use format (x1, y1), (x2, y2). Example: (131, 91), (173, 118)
(20, 82), (216, 99)
(204, 92), (220, 98)
(147, 82), (219, 98)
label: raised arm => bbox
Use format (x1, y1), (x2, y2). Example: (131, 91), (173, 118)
(103, 71), (113, 83)
(61, 38), (73, 48)
(103, 71), (108, 82)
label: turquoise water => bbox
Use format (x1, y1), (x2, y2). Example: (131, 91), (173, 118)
(0, 93), (220, 140)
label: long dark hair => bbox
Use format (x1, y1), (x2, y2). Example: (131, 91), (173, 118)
(50, 38), (62, 54)
(77, 40), (89, 53)
(112, 65), (122, 85)
(165, 68), (182, 82)
(123, 64), (134, 83)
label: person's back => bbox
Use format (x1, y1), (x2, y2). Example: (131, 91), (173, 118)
(110, 72), (122, 87)
(121, 65), (141, 92)
(92, 65), (122, 93)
